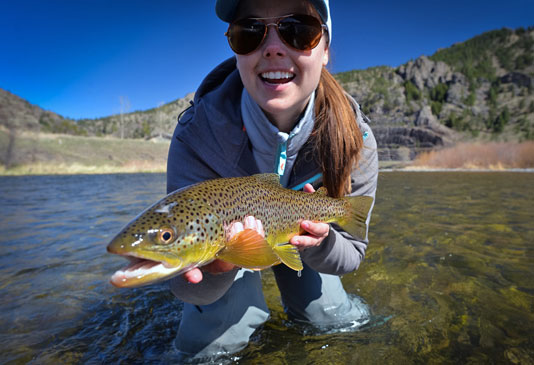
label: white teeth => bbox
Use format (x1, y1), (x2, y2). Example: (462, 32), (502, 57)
(111, 260), (179, 283)
(261, 71), (294, 80)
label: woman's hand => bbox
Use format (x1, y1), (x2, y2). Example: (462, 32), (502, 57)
(182, 216), (264, 284)
(182, 184), (329, 283)
(289, 184), (330, 250)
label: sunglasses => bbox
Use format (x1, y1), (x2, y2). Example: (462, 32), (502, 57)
(225, 14), (327, 55)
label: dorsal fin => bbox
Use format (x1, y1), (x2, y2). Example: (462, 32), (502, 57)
(253, 173), (282, 186)
(316, 186), (328, 196)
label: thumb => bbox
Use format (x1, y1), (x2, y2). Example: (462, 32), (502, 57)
(303, 183), (316, 193)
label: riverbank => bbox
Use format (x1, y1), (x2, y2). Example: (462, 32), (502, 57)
(410, 141), (534, 170)
(1, 131), (533, 175)
(0, 130), (169, 175)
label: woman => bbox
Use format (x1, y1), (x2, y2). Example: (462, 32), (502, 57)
(166, 0), (378, 359)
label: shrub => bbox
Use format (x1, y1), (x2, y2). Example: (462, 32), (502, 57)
(412, 141), (534, 169)
(488, 84), (499, 106)
(430, 83), (449, 103)
(515, 53), (534, 69)
(465, 91), (476, 106)
(491, 107), (510, 133)
(445, 112), (466, 131)
(404, 81), (421, 102)
(496, 47), (514, 70)
(431, 101), (443, 116)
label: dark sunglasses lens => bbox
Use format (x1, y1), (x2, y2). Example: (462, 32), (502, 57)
(278, 14), (324, 50)
(227, 19), (266, 54)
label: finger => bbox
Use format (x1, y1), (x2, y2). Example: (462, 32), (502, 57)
(243, 216), (257, 230)
(290, 234), (323, 248)
(243, 216), (265, 237)
(256, 219), (265, 237)
(303, 183), (315, 193)
(301, 220), (330, 237)
(203, 259), (236, 274)
(183, 268), (203, 284)
(227, 221), (244, 240)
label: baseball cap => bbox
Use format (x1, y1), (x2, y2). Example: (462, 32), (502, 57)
(215, 0), (332, 43)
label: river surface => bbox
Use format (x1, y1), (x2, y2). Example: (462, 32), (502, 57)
(0, 172), (533, 364)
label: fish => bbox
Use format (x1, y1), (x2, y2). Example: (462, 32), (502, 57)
(107, 173), (373, 288)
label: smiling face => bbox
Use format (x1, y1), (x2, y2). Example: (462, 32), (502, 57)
(234, 0), (329, 132)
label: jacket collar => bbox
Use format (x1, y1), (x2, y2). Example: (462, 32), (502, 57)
(176, 57), (320, 188)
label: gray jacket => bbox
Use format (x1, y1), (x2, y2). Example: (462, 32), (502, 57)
(167, 57), (378, 305)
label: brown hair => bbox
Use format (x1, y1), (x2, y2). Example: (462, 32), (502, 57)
(312, 68), (363, 198)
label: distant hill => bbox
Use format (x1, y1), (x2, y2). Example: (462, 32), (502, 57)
(336, 27), (534, 160)
(0, 89), (83, 134)
(1, 26), (533, 163)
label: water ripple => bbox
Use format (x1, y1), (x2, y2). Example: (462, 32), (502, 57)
(1, 172), (533, 363)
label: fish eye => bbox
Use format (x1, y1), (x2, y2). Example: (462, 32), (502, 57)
(158, 228), (175, 244)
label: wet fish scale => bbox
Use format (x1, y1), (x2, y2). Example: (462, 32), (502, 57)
(107, 173), (373, 288)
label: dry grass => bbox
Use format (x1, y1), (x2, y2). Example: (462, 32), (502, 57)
(0, 161), (167, 175)
(411, 142), (534, 170)
(0, 130), (169, 175)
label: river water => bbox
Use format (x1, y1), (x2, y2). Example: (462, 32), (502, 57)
(0, 172), (532, 364)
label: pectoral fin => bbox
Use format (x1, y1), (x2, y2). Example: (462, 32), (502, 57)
(273, 243), (303, 271)
(216, 229), (279, 270)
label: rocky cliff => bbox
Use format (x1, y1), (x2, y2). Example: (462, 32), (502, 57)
(336, 27), (534, 160)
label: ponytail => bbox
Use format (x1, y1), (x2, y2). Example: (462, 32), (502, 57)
(312, 68), (363, 198)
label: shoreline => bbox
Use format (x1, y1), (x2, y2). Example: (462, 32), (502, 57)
(2, 131), (532, 176)
(0, 162), (167, 176)
(386, 167), (534, 173)
(1, 164), (533, 176)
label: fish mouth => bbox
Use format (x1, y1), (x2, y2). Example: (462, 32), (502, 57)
(109, 253), (187, 288)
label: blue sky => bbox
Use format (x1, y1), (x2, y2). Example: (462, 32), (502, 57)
(1, 0), (533, 119)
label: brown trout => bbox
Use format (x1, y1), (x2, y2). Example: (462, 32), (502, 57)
(107, 173), (373, 288)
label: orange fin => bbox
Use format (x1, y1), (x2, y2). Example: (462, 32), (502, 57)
(273, 243), (303, 271)
(216, 229), (279, 269)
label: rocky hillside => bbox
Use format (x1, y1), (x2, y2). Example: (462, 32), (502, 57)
(0, 88), (193, 140)
(1, 27), (533, 162)
(75, 93), (194, 139)
(0, 89), (83, 134)
(336, 27), (534, 160)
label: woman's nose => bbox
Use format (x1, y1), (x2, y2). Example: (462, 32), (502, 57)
(262, 25), (287, 58)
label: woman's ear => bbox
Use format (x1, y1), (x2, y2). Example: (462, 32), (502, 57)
(322, 47), (329, 67)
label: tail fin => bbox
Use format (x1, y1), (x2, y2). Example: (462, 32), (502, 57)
(338, 196), (374, 240)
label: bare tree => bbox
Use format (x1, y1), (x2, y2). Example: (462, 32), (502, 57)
(119, 96), (131, 139)
(1, 114), (25, 168)
(4, 125), (17, 168)
(157, 101), (165, 138)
